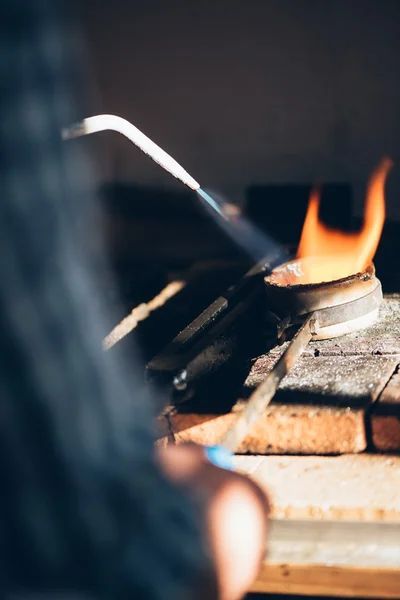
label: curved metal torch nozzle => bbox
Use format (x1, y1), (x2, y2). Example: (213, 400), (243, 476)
(62, 114), (200, 191)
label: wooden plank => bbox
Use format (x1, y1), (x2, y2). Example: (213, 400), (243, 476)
(243, 455), (400, 597)
(252, 519), (400, 598)
(158, 355), (398, 454)
(372, 366), (400, 452)
(252, 563), (400, 598)
(234, 455), (400, 522)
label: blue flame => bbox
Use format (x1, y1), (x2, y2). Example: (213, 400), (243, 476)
(197, 188), (225, 218)
(196, 187), (288, 269)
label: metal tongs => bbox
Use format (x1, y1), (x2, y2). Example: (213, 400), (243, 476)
(61, 114), (304, 453)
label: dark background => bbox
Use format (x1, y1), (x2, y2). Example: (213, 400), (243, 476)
(72, 0), (400, 312)
(76, 0), (400, 219)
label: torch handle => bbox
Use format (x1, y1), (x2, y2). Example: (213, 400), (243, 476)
(220, 313), (315, 453)
(62, 114), (200, 191)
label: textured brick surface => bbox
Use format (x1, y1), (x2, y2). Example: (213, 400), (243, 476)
(234, 454), (400, 521)
(245, 354), (398, 406)
(267, 295), (400, 358)
(158, 404), (367, 454)
(371, 367), (400, 451)
(156, 296), (400, 454)
(157, 354), (398, 454)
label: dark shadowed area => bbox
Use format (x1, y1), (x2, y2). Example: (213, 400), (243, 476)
(69, 0), (400, 316)
(75, 0), (400, 219)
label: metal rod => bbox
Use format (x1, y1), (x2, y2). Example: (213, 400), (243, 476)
(103, 280), (186, 351)
(220, 313), (315, 453)
(146, 260), (270, 379)
(62, 115), (288, 267)
(62, 114), (200, 190)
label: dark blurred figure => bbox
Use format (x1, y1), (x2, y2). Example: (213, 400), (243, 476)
(0, 2), (268, 599)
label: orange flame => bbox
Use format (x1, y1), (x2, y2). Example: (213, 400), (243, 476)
(296, 158), (393, 284)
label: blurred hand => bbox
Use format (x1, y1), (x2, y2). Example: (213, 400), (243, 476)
(156, 443), (269, 600)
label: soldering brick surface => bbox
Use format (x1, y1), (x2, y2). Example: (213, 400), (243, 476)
(159, 355), (397, 454)
(158, 404), (367, 454)
(371, 367), (400, 451)
(156, 296), (400, 455)
(244, 354), (398, 406)
(234, 454), (400, 521)
(269, 294), (400, 358)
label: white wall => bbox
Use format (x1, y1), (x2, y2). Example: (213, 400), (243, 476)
(77, 0), (400, 220)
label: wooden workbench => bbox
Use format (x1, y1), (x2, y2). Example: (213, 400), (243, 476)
(236, 454), (400, 598)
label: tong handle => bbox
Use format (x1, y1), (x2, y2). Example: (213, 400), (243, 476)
(220, 313), (315, 453)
